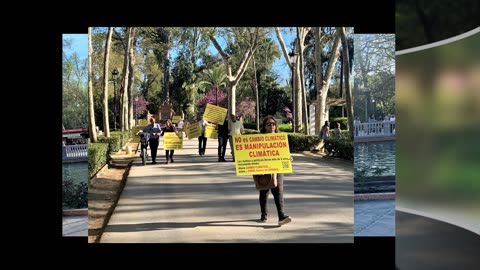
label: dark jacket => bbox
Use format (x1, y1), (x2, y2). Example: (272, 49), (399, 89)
(217, 119), (229, 138)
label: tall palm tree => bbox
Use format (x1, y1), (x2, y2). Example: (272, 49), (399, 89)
(198, 66), (227, 106)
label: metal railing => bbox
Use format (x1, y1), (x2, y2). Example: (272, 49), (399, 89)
(354, 120), (395, 138)
(63, 144), (88, 160)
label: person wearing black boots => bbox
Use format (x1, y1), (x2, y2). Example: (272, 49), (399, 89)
(257, 115), (292, 226)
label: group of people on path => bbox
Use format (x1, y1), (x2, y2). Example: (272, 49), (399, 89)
(136, 113), (292, 227)
(135, 116), (178, 164)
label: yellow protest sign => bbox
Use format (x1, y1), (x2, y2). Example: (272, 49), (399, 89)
(204, 123), (218, 139)
(232, 133), (292, 176)
(203, 103), (227, 124)
(185, 123), (200, 139)
(163, 132), (184, 150)
(172, 115), (182, 124)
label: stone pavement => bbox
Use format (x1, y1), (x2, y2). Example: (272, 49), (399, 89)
(99, 135), (354, 243)
(354, 199), (395, 236)
(63, 215), (88, 236)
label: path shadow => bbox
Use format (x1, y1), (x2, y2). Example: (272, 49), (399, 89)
(105, 218), (281, 232)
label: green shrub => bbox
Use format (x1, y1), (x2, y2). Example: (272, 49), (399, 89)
(278, 124), (293, 133)
(111, 130), (130, 148)
(131, 126), (144, 143)
(88, 143), (109, 180)
(287, 133), (322, 152)
(244, 122), (292, 133)
(63, 179), (88, 209)
(97, 135), (121, 153)
(323, 138), (353, 160)
(244, 128), (260, 134)
(243, 122), (256, 130)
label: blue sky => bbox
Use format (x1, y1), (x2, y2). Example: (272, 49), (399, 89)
(63, 30), (294, 86)
(63, 34), (88, 59)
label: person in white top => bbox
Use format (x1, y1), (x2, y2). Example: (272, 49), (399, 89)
(177, 120), (184, 132)
(198, 115), (208, 156)
(228, 113), (244, 162)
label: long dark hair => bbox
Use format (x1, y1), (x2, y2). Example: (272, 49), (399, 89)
(260, 115), (279, 133)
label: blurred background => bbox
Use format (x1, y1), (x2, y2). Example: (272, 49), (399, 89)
(396, 0), (479, 268)
(396, 31), (480, 228)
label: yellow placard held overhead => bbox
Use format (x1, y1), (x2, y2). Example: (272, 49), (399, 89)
(172, 115), (182, 124)
(232, 133), (293, 176)
(203, 103), (228, 124)
(185, 123), (201, 139)
(163, 132), (184, 150)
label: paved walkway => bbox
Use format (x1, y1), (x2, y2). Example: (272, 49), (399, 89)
(354, 199), (395, 236)
(396, 211), (480, 269)
(63, 215), (88, 236)
(100, 136), (354, 243)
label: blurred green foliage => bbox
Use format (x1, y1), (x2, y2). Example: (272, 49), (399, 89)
(397, 30), (480, 204)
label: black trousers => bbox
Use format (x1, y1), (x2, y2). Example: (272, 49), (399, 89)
(259, 174), (286, 219)
(198, 135), (207, 154)
(165, 150), (175, 159)
(149, 138), (159, 162)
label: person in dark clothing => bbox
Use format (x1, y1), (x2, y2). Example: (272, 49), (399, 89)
(135, 117), (161, 164)
(217, 116), (229, 162)
(161, 119), (179, 164)
(257, 115), (292, 226)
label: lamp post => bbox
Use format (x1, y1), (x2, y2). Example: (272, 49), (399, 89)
(371, 98), (375, 120)
(134, 96), (139, 126)
(288, 50), (298, 133)
(112, 67), (119, 130)
(364, 94), (368, 122)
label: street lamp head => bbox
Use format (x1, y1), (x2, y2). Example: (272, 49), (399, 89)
(112, 67), (119, 80)
(288, 50), (298, 65)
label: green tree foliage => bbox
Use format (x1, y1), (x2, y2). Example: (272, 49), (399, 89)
(354, 34), (395, 122)
(396, 0), (479, 50)
(63, 51), (88, 129)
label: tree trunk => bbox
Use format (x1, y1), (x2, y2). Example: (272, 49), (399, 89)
(164, 34), (171, 102)
(209, 28), (258, 117)
(313, 28), (323, 135)
(296, 28), (310, 135)
(120, 28), (131, 131)
(128, 28), (135, 129)
(316, 31), (341, 132)
(252, 54), (260, 131)
(340, 53), (344, 117)
(88, 27), (97, 142)
(102, 27), (113, 137)
(338, 27), (354, 140)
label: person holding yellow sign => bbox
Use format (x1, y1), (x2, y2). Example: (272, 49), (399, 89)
(257, 116), (292, 226)
(228, 113), (244, 161)
(161, 119), (178, 164)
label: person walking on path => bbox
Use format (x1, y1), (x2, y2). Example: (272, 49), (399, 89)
(198, 115), (208, 156)
(161, 119), (179, 164)
(257, 115), (292, 226)
(216, 116), (229, 162)
(333, 122), (342, 139)
(136, 116), (161, 164)
(319, 120), (330, 154)
(228, 113), (244, 162)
